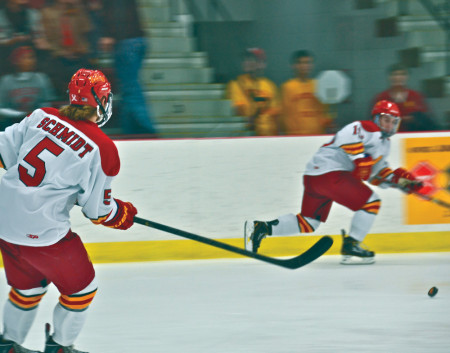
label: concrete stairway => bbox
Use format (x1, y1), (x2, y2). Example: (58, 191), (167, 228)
(376, 0), (449, 93)
(102, 0), (249, 138)
(371, 0), (450, 128)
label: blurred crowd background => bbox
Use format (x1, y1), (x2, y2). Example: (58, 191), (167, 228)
(0, 0), (449, 138)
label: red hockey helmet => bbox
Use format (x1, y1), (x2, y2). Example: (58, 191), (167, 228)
(372, 100), (401, 137)
(68, 69), (113, 127)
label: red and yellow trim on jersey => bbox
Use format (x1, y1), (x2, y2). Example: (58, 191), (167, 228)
(296, 214), (314, 233)
(357, 158), (375, 168)
(370, 167), (393, 186)
(105, 208), (128, 229)
(0, 154), (5, 169)
(9, 288), (46, 311)
(59, 289), (97, 312)
(90, 213), (111, 225)
(340, 142), (364, 156)
(361, 200), (381, 215)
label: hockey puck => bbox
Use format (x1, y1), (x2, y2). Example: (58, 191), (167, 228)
(428, 286), (438, 297)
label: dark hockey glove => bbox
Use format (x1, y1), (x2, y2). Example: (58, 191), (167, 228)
(352, 155), (374, 181)
(392, 168), (423, 193)
(103, 199), (137, 230)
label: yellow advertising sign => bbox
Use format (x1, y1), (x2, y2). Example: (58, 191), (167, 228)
(404, 137), (450, 224)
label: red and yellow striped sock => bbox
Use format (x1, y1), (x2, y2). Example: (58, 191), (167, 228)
(59, 289), (97, 312)
(296, 214), (315, 233)
(8, 288), (46, 311)
(361, 200), (381, 215)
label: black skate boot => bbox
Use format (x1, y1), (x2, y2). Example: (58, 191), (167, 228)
(244, 220), (277, 253)
(0, 335), (41, 353)
(340, 230), (375, 265)
(44, 324), (87, 353)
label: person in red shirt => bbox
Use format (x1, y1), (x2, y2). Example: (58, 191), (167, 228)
(373, 63), (439, 131)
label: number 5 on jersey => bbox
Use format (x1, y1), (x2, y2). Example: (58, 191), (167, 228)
(18, 137), (64, 187)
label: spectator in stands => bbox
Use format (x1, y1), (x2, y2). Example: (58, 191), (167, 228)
(0, 0), (50, 76)
(373, 63), (438, 131)
(82, 0), (102, 64)
(226, 48), (281, 136)
(28, 0), (45, 9)
(99, 0), (157, 136)
(40, 0), (92, 97)
(281, 50), (332, 135)
(0, 45), (54, 129)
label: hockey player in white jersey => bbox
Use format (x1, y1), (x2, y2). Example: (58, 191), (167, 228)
(245, 100), (422, 265)
(0, 69), (138, 353)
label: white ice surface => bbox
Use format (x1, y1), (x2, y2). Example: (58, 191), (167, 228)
(3, 253), (450, 353)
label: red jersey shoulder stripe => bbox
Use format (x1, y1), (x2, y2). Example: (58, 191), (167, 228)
(360, 120), (380, 133)
(40, 107), (59, 116)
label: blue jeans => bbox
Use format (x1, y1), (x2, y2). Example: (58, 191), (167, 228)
(114, 37), (156, 134)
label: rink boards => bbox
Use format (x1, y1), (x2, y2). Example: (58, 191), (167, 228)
(1, 131), (450, 264)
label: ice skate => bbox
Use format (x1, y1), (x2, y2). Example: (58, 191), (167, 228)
(340, 230), (375, 265)
(0, 335), (41, 353)
(244, 220), (271, 253)
(44, 324), (87, 353)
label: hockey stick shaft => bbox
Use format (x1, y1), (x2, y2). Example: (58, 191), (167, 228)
(133, 216), (333, 270)
(376, 178), (450, 209)
(406, 190), (450, 209)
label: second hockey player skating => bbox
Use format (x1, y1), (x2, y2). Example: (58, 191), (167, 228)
(245, 100), (422, 265)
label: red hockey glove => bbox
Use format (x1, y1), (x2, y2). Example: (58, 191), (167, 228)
(392, 168), (423, 193)
(103, 199), (137, 230)
(352, 155), (374, 181)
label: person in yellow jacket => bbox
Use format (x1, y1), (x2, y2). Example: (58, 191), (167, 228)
(226, 48), (280, 136)
(281, 50), (333, 135)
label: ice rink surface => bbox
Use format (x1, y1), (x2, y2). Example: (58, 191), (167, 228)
(4, 253), (450, 353)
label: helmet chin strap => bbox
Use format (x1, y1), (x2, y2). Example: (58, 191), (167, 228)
(91, 88), (113, 127)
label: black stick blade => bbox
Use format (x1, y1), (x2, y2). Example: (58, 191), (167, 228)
(134, 216), (333, 270)
(276, 236), (333, 269)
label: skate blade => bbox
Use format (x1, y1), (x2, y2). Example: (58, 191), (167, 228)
(340, 255), (375, 265)
(244, 220), (254, 251)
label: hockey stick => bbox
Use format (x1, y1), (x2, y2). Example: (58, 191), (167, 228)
(415, 193), (450, 209)
(376, 178), (450, 210)
(397, 185), (450, 210)
(134, 216), (333, 270)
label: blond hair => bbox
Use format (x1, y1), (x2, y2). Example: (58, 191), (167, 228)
(59, 105), (96, 122)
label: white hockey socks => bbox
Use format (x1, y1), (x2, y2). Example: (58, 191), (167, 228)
(53, 305), (88, 347)
(3, 287), (47, 344)
(349, 193), (381, 242)
(271, 213), (320, 236)
(52, 277), (98, 347)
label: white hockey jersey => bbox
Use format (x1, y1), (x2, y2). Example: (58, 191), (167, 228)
(304, 120), (391, 179)
(0, 107), (120, 246)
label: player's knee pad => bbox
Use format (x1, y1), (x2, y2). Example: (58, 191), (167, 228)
(9, 287), (47, 311)
(359, 192), (381, 215)
(59, 277), (98, 312)
(296, 214), (320, 233)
